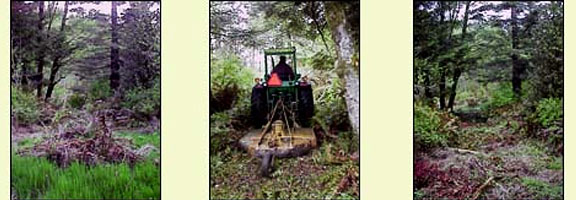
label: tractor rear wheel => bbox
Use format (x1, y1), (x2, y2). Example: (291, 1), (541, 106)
(251, 87), (267, 128)
(298, 85), (314, 127)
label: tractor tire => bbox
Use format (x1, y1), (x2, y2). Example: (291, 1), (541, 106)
(251, 86), (267, 128)
(259, 152), (273, 177)
(298, 85), (314, 127)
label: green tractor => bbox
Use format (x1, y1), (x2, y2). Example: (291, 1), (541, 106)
(239, 47), (317, 177)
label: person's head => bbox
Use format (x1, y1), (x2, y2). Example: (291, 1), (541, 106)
(279, 56), (287, 63)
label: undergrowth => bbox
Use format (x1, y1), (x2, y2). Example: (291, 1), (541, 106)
(414, 101), (453, 151)
(11, 86), (40, 124)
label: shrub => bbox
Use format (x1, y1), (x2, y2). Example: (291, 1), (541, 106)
(122, 78), (160, 117)
(88, 79), (112, 101)
(210, 56), (253, 112)
(414, 102), (448, 151)
(210, 112), (231, 155)
(313, 78), (350, 132)
(67, 93), (86, 109)
(535, 98), (562, 127)
(11, 86), (40, 124)
(483, 82), (516, 110)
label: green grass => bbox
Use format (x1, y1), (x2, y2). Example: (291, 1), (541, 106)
(12, 154), (160, 199)
(521, 177), (562, 199)
(117, 131), (160, 160)
(15, 137), (43, 150)
(547, 157), (563, 170)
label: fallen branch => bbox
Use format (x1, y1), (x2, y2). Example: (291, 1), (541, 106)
(471, 176), (494, 200)
(324, 131), (339, 139)
(448, 147), (481, 155)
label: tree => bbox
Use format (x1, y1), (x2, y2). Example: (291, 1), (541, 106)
(110, 1), (120, 92)
(120, 2), (161, 89)
(45, 1), (69, 101)
(510, 1), (522, 97)
(35, 1), (46, 98)
(447, 1), (472, 110)
(11, 2), (37, 91)
(325, 1), (360, 135)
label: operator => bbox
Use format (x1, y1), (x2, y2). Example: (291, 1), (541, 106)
(271, 56), (295, 81)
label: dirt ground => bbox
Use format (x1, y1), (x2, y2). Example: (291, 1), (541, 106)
(415, 111), (563, 199)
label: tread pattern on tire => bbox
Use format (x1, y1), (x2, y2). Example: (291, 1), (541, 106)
(298, 85), (314, 127)
(251, 87), (267, 128)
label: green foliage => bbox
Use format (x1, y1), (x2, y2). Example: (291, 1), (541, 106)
(67, 93), (87, 109)
(526, 2), (563, 100)
(535, 98), (562, 127)
(209, 112), (231, 155)
(547, 157), (562, 170)
(16, 137), (43, 150)
(414, 102), (448, 150)
(12, 155), (159, 199)
(11, 86), (40, 124)
(211, 56), (253, 94)
(88, 79), (112, 101)
(210, 56), (254, 112)
(122, 78), (160, 117)
(51, 108), (70, 125)
(414, 189), (426, 200)
(521, 177), (562, 199)
(309, 50), (336, 71)
(117, 131), (160, 160)
(313, 78), (349, 131)
(483, 83), (516, 110)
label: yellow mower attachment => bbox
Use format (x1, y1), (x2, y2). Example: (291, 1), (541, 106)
(239, 100), (317, 177)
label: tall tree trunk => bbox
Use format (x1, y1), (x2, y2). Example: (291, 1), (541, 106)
(439, 67), (446, 109)
(511, 2), (522, 97)
(45, 1), (69, 101)
(110, 1), (121, 91)
(325, 2), (359, 135)
(438, 2), (447, 109)
(447, 1), (471, 111)
(36, 1), (45, 98)
(439, 2), (458, 110)
(20, 60), (29, 90)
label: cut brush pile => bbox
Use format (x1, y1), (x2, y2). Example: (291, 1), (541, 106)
(18, 113), (143, 168)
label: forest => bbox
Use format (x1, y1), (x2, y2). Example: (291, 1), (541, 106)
(414, 1), (563, 199)
(11, 1), (160, 199)
(210, 1), (360, 199)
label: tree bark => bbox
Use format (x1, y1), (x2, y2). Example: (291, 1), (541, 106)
(45, 1), (68, 101)
(439, 67), (446, 109)
(36, 1), (45, 98)
(438, 2), (448, 109)
(439, 2), (458, 109)
(447, 1), (471, 111)
(325, 2), (360, 135)
(110, 1), (121, 91)
(511, 2), (522, 97)
(20, 59), (29, 90)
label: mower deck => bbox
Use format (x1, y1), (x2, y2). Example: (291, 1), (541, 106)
(239, 127), (317, 159)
